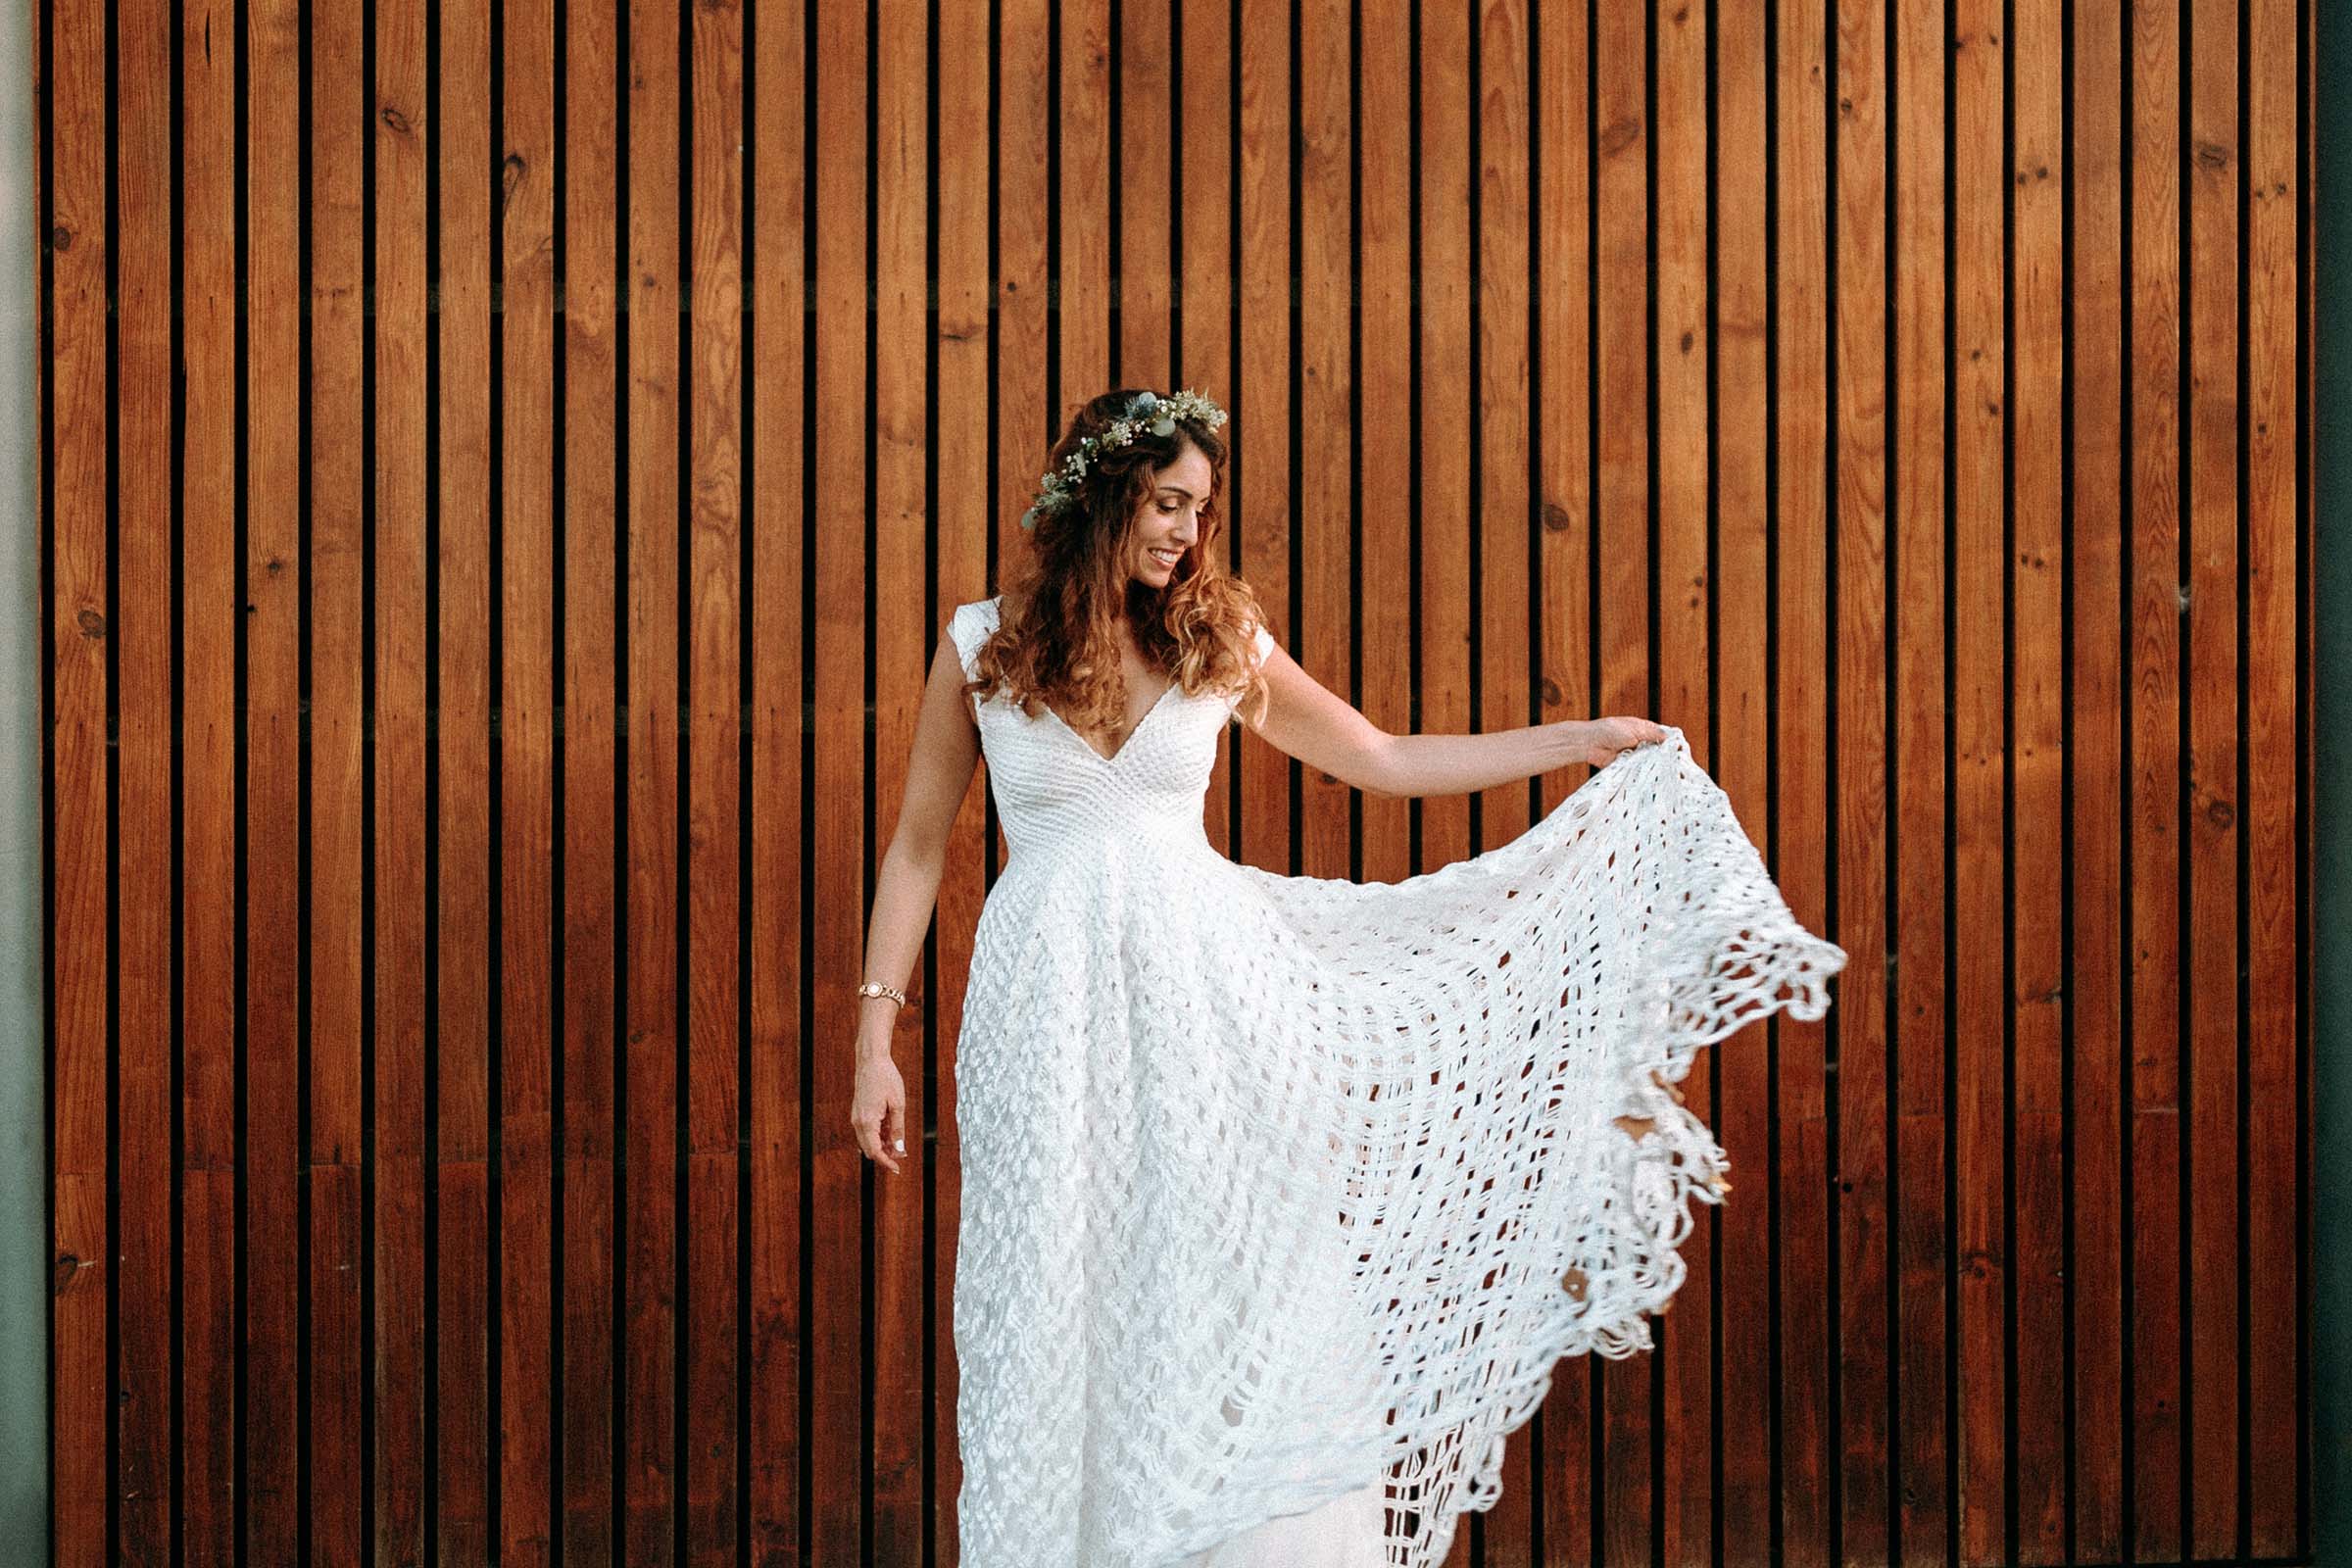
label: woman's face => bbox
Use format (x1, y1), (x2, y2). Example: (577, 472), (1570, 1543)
(1123, 442), (1215, 589)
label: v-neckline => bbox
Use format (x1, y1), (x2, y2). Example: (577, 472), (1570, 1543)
(1039, 677), (1181, 765)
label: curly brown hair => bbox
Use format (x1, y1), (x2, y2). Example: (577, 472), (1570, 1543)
(968, 388), (1272, 735)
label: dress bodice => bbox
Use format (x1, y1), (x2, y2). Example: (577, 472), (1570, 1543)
(946, 596), (1270, 862)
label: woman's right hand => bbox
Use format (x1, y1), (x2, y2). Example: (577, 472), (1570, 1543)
(852, 1052), (908, 1174)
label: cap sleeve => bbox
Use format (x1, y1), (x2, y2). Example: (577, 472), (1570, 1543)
(946, 595), (1002, 682)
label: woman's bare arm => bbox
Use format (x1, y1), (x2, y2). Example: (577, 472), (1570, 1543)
(852, 629), (987, 1174)
(1241, 632), (1662, 799)
(857, 634), (985, 1064)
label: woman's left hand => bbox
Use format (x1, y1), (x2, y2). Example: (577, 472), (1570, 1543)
(1570, 716), (1669, 769)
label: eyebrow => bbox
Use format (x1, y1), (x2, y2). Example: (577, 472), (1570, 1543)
(1155, 485), (1204, 501)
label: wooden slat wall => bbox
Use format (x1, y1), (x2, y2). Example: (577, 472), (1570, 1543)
(33, 2), (2313, 1565)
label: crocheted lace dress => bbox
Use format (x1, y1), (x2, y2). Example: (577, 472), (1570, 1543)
(943, 594), (1846, 1568)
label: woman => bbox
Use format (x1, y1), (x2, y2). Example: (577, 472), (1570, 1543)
(849, 387), (1845, 1568)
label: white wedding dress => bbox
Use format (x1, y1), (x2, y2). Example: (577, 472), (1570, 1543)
(944, 594), (1846, 1568)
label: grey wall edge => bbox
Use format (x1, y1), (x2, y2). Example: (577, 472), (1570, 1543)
(2318, 2), (2348, 1560)
(0, 0), (42, 1558)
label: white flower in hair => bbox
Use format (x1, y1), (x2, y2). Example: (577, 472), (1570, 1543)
(1018, 388), (1229, 530)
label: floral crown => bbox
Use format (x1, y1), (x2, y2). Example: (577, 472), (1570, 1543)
(1018, 388), (1229, 530)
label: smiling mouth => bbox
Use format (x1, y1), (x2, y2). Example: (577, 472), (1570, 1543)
(1148, 546), (1184, 566)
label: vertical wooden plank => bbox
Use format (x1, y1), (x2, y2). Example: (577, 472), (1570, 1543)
(1772, 0), (1838, 1558)
(1891, 0), (1952, 1560)
(1594, 0), (1654, 1557)
(746, 0), (808, 1554)
(932, 1), (993, 1553)
(1415, 0), (1469, 883)
(1653, 0), (1713, 1556)
(1534, 0), (1596, 1555)
(1830, 0), (1895, 1555)
(1951, 0), (2005, 1557)
(1297, 0), (1349, 885)
(47, 0), (110, 1553)
(245, 0), (305, 1560)
(2066, 0), (2129, 1553)
(2127, 0), (2185, 1553)
(437, 0), (498, 1558)
(809, 0), (865, 1556)
(1715, 0), (1776, 1552)
(2243, 0), (2303, 1551)
(557, 1), (625, 1558)
(1177, 0), (1237, 856)
(500, 0), (561, 1557)
(307, 0), (370, 1555)
(561, 0), (621, 1558)
(2009, 0), (2070, 1557)
(1058, 0), (1109, 401)
(623, 1), (683, 1560)
(176, 0), (236, 1554)
(1475, 3), (1535, 1556)
(1117, 0), (1172, 388)
(869, 0), (921, 1557)
(374, 0), (433, 1559)
(1235, 0), (1293, 877)
(1356, 0), (1407, 891)
(2184, 0), (2243, 1553)
(116, 0), (175, 1562)
(684, 0), (745, 1560)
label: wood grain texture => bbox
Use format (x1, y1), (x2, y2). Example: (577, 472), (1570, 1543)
(31, 3), (2313, 1565)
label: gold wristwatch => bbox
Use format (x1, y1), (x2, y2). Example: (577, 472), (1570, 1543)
(857, 979), (908, 1006)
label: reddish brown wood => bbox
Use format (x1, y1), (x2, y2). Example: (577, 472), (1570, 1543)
(869, 1), (923, 1561)
(308, 2), (369, 1558)
(624, 1), (683, 1561)
(1117, 0), (1172, 396)
(1773, 0), (1837, 1561)
(436, 3), (497, 1563)
(2129, 0), (2187, 1555)
(374, 3), (432, 1563)
(559, 3), (621, 1562)
(1415, 0), (1469, 883)
(1178, 0), (1238, 860)
(499, 0), (560, 1562)
(1235, 0), (1294, 883)
(2070, 3), (2131, 1553)
(2245, 0), (2305, 1551)
(932, 9), (993, 1557)
(2186, 3), (2245, 1556)
(1358, 2), (1409, 897)
(684, 3), (746, 1566)
(1831, 1), (1896, 1555)
(245, 0), (306, 1560)
(1717, 0), (1777, 1552)
(1298, 0), (1350, 889)
(114, 5), (176, 1566)
(810, 0), (866, 1560)
(2011, 0), (2071, 1560)
(1535, 0), (1597, 1556)
(1953, 0), (2007, 1558)
(746, 0), (808, 1555)
(176, 0), (234, 1556)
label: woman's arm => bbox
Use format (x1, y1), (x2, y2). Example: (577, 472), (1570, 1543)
(1241, 632), (1664, 799)
(851, 632), (984, 1175)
